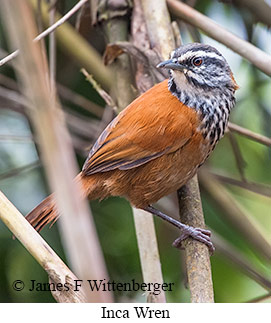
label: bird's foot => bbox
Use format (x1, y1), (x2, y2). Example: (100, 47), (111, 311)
(172, 225), (215, 255)
(143, 205), (215, 254)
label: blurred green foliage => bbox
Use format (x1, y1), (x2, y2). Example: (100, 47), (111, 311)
(0, 0), (270, 303)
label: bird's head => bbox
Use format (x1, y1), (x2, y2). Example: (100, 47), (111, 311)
(157, 43), (238, 94)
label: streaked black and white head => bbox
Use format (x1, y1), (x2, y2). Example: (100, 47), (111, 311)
(158, 43), (238, 148)
(157, 43), (238, 95)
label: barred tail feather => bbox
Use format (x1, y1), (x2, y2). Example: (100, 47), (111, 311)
(25, 194), (58, 232)
(25, 173), (101, 232)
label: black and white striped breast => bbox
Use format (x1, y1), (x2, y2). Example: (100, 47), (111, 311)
(168, 77), (235, 151)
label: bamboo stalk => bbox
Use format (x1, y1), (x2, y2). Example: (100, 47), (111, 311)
(177, 176), (214, 302)
(0, 191), (86, 303)
(141, 0), (175, 60)
(98, 0), (166, 303)
(133, 209), (166, 302)
(132, 0), (166, 303)
(98, 1), (135, 112)
(1, 0), (112, 302)
(140, 0), (214, 302)
(166, 0), (271, 76)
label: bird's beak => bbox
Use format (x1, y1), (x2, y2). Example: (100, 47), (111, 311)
(156, 59), (184, 71)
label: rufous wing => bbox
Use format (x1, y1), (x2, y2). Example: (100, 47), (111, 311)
(82, 80), (195, 176)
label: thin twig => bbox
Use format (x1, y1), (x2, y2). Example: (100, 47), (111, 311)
(49, 0), (56, 91)
(65, 110), (100, 141)
(34, 0), (88, 42)
(228, 122), (271, 147)
(166, 0), (271, 76)
(75, 1), (87, 31)
(0, 135), (33, 143)
(0, 72), (104, 118)
(81, 68), (118, 112)
(0, 73), (18, 90)
(199, 171), (271, 260)
(209, 171), (271, 198)
(213, 232), (271, 292)
(0, 0), (88, 67)
(0, 161), (40, 181)
(171, 21), (182, 47)
(0, 85), (100, 144)
(227, 132), (247, 182)
(99, 1), (135, 112)
(36, 0), (47, 68)
(232, 0), (271, 27)
(0, 85), (99, 154)
(246, 292), (271, 303)
(36, 0), (44, 34)
(57, 83), (104, 118)
(1, 0), (113, 90)
(89, 0), (99, 25)
(0, 85), (27, 107)
(0, 50), (20, 67)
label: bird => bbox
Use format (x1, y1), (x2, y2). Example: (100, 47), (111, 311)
(26, 43), (238, 253)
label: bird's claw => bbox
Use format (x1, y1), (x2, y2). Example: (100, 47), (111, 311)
(172, 226), (215, 255)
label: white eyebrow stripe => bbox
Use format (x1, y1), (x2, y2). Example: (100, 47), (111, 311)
(178, 50), (223, 62)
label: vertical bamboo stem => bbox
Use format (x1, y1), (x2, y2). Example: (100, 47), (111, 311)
(141, 0), (214, 302)
(178, 177), (214, 302)
(98, 0), (166, 302)
(141, 0), (175, 60)
(133, 209), (166, 302)
(1, 0), (112, 302)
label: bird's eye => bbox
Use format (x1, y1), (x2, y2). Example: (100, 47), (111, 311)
(192, 57), (203, 66)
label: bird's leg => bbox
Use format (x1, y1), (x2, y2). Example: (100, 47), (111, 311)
(143, 205), (215, 254)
